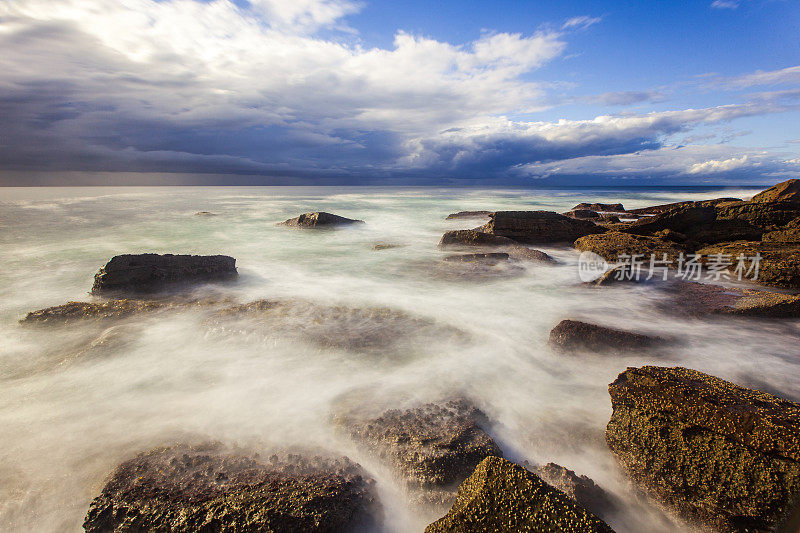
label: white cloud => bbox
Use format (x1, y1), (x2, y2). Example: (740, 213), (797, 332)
(721, 66), (800, 88)
(711, 0), (739, 9)
(688, 154), (751, 173)
(562, 16), (602, 30)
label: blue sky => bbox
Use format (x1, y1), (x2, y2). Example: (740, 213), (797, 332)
(0, 0), (799, 185)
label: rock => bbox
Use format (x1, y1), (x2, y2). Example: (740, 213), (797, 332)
(750, 179), (800, 204)
(564, 209), (600, 220)
(762, 217), (800, 243)
(587, 265), (641, 286)
(715, 200), (800, 231)
(548, 320), (665, 354)
(439, 229), (519, 248)
(606, 366), (800, 532)
(279, 212), (365, 228)
(445, 211), (492, 220)
(574, 231), (687, 263)
(194, 211), (217, 216)
(599, 214), (621, 223)
(481, 211), (606, 244)
(505, 246), (556, 263)
(628, 198), (741, 215)
(83, 443), (380, 533)
(340, 399), (502, 501)
(695, 241), (800, 289)
(424, 456), (614, 533)
(659, 280), (800, 318)
(372, 243), (405, 250)
(573, 203), (625, 212)
(20, 300), (169, 325)
(205, 299), (466, 351)
(625, 203), (764, 244)
(532, 463), (616, 520)
(442, 252), (509, 263)
(91, 254), (237, 295)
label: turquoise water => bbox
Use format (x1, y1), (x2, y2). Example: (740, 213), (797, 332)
(0, 186), (795, 532)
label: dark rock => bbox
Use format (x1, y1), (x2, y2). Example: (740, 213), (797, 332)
(340, 399), (502, 502)
(21, 300), (170, 325)
(574, 231), (687, 262)
(372, 243), (405, 250)
(83, 443), (380, 533)
(606, 366), (800, 532)
(588, 265), (642, 286)
(599, 214), (621, 223)
(625, 203), (764, 244)
(205, 299), (466, 350)
(532, 463), (616, 520)
(194, 211), (217, 216)
(549, 319), (665, 354)
(91, 254), (237, 295)
(660, 280), (800, 318)
(279, 212), (365, 228)
(481, 211), (606, 244)
(424, 456), (614, 533)
(628, 198), (741, 215)
(715, 200), (800, 231)
(573, 202), (625, 212)
(445, 211), (492, 220)
(442, 252), (509, 263)
(439, 229), (518, 248)
(763, 217), (800, 243)
(750, 179), (800, 204)
(564, 209), (600, 220)
(696, 241), (800, 289)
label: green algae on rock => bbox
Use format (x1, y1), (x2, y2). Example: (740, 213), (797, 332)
(83, 443), (381, 533)
(606, 366), (800, 532)
(425, 456), (614, 532)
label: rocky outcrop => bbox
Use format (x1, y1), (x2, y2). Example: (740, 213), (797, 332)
(424, 456), (614, 533)
(750, 178), (800, 204)
(549, 320), (665, 354)
(91, 254), (237, 295)
(763, 217), (800, 243)
(445, 211), (492, 220)
(696, 241), (800, 289)
(532, 463), (616, 520)
(340, 399), (502, 504)
(659, 281), (800, 318)
(606, 366), (800, 532)
(438, 230), (555, 264)
(481, 211), (606, 244)
(625, 203), (764, 244)
(574, 231), (687, 262)
(83, 443), (380, 533)
(279, 212), (365, 228)
(564, 209), (600, 220)
(573, 202), (625, 212)
(628, 198), (741, 215)
(205, 299), (466, 350)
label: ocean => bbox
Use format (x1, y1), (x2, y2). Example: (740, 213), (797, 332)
(1, 185), (796, 532)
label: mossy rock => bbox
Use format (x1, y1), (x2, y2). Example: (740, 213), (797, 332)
(574, 231), (686, 263)
(425, 456), (614, 532)
(696, 241), (800, 289)
(606, 366), (800, 531)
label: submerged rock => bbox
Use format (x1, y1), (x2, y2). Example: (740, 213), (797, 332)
(606, 366), (800, 532)
(194, 211), (217, 216)
(445, 211), (492, 220)
(532, 463), (616, 520)
(83, 443), (380, 533)
(91, 254), (237, 295)
(340, 399), (502, 504)
(481, 211), (605, 244)
(750, 178), (800, 204)
(574, 231), (687, 262)
(205, 299), (466, 350)
(425, 456), (614, 533)
(279, 212), (365, 228)
(21, 300), (169, 325)
(548, 319), (665, 354)
(442, 252), (509, 263)
(372, 242), (405, 250)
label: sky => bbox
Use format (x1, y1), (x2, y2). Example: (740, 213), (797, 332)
(1, 0), (799, 186)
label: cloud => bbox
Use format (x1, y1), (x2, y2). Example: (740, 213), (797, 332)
(720, 66), (800, 88)
(688, 154), (750, 173)
(562, 16), (602, 30)
(711, 0), (739, 8)
(587, 91), (666, 106)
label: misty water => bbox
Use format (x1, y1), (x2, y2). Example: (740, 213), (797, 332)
(2, 186), (798, 532)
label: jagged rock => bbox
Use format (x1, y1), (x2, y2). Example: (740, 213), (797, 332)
(372, 243), (405, 250)
(696, 241), (800, 289)
(445, 211), (492, 220)
(573, 202), (625, 212)
(564, 209), (600, 220)
(481, 211), (605, 244)
(574, 231), (687, 262)
(549, 320), (665, 354)
(279, 212), (365, 228)
(205, 299), (466, 350)
(763, 217), (800, 243)
(628, 198), (741, 215)
(340, 399), (502, 502)
(91, 254), (237, 295)
(83, 443), (380, 533)
(750, 178), (800, 204)
(606, 366), (800, 532)
(532, 463), (616, 520)
(442, 253), (509, 263)
(424, 457), (614, 533)
(715, 200), (800, 231)
(659, 281), (800, 318)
